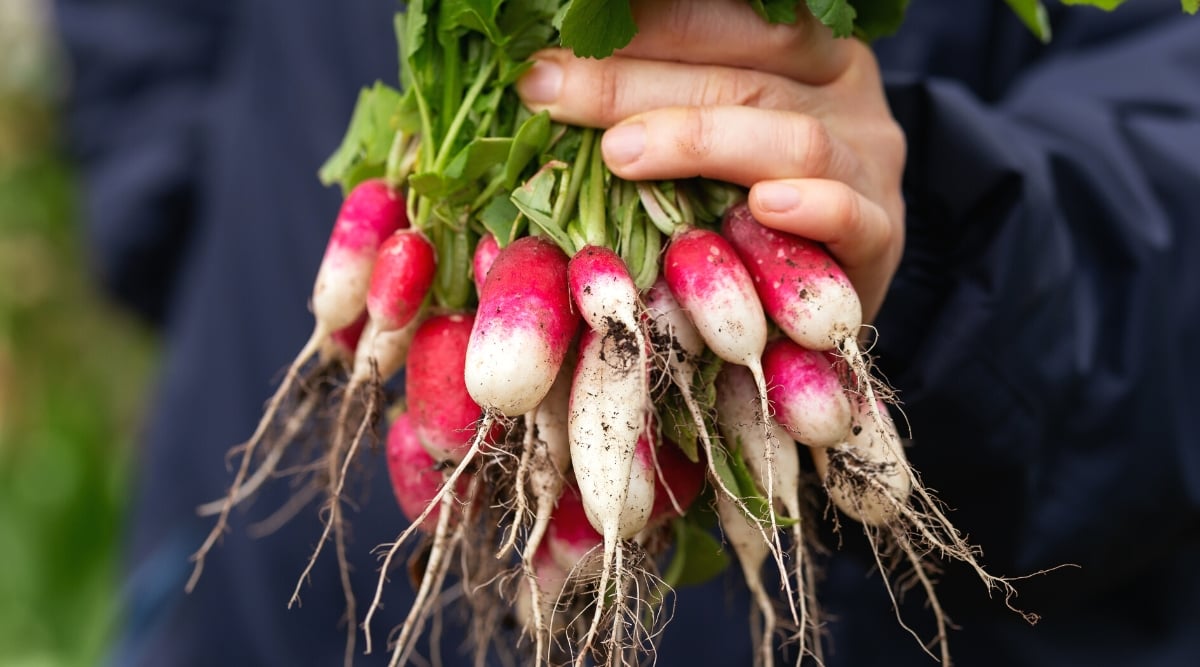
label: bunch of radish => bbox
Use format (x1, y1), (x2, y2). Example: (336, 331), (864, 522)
(186, 2), (1053, 666)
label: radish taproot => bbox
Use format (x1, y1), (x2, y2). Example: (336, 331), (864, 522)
(716, 363), (822, 662)
(568, 324), (651, 666)
(371, 411), (471, 665)
(188, 177), (407, 594)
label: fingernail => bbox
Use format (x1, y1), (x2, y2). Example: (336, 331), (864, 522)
(517, 59), (562, 104)
(754, 182), (802, 213)
(602, 124), (645, 166)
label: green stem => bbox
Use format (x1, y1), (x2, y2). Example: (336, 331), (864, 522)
(433, 46), (498, 172)
(581, 131), (607, 248)
(441, 38), (463, 141)
(553, 127), (594, 234)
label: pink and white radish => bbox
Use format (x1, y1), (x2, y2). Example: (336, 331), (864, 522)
(642, 277), (769, 537)
(467, 235), (577, 416)
(716, 363), (822, 662)
(366, 228), (436, 332)
(393, 236), (577, 572)
(722, 202), (861, 353)
(761, 338), (852, 449)
(568, 324), (650, 666)
(188, 177), (407, 593)
(662, 227), (788, 575)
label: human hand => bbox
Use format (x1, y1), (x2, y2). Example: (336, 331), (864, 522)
(516, 0), (906, 323)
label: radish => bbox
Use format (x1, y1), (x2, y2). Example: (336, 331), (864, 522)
(321, 311), (369, 365)
(714, 493), (777, 667)
(405, 313), (483, 462)
(467, 235), (577, 417)
(811, 397), (912, 527)
(472, 231), (501, 297)
(642, 277), (769, 542)
(642, 433), (706, 532)
(722, 202), (861, 353)
(366, 229), (436, 332)
(568, 326), (651, 666)
(369, 412), (471, 665)
(716, 363), (822, 663)
(662, 227), (788, 590)
(388, 236), (578, 595)
(188, 177), (406, 593)
(761, 338), (852, 449)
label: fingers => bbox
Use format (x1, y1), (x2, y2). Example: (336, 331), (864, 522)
(620, 0), (850, 84)
(749, 179), (903, 322)
(517, 53), (818, 130)
(594, 105), (860, 188)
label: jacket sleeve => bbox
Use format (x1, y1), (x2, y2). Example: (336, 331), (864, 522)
(873, 8), (1200, 592)
(53, 0), (234, 324)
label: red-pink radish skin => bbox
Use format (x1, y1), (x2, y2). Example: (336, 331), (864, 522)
(569, 246), (641, 334)
(645, 436), (705, 526)
(406, 313), (483, 462)
(386, 413), (466, 532)
(723, 202), (860, 352)
(366, 229), (436, 332)
(762, 338), (851, 448)
(472, 232), (501, 297)
(545, 482), (604, 575)
(663, 228), (768, 368)
(312, 178), (409, 332)
(466, 236), (578, 416)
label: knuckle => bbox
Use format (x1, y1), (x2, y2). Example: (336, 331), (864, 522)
(596, 62), (625, 124)
(695, 69), (769, 108)
(790, 116), (835, 176)
(680, 106), (717, 161)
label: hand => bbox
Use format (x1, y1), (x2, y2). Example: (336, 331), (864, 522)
(516, 0), (906, 323)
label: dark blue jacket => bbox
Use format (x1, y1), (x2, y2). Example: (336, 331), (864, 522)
(55, 1), (1200, 665)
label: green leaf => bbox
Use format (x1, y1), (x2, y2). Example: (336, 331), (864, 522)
(805, 0), (857, 38)
(559, 0), (638, 58)
(851, 0), (911, 41)
(400, 0), (434, 77)
(1004, 0), (1052, 42)
(498, 0), (560, 60)
(1060, 0), (1126, 10)
(445, 137), (513, 182)
(511, 162), (574, 251)
(662, 519), (729, 588)
(1185, 0), (1199, 15)
(441, 0), (505, 43)
(505, 111), (553, 188)
(317, 82), (405, 190)
(747, 0), (800, 24)
(479, 195), (523, 245)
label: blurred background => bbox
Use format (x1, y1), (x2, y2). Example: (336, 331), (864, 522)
(0, 1), (159, 666)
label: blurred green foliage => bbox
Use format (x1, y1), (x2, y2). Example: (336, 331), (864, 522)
(0, 2), (159, 666)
